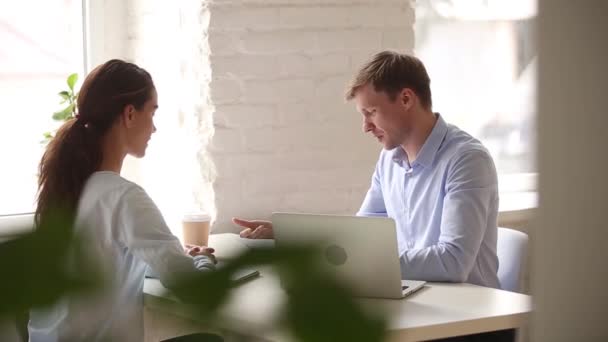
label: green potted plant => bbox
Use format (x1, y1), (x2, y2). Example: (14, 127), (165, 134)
(43, 73), (79, 142)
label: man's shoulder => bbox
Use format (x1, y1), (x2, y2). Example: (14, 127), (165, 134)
(439, 124), (493, 165)
(438, 126), (498, 186)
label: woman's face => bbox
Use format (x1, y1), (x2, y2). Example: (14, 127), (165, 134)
(125, 88), (158, 158)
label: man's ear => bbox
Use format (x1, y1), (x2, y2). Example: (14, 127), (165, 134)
(121, 104), (136, 128)
(400, 88), (415, 110)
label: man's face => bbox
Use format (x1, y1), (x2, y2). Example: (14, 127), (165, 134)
(354, 83), (411, 150)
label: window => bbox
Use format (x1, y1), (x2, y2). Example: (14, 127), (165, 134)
(0, 0), (85, 215)
(415, 0), (537, 190)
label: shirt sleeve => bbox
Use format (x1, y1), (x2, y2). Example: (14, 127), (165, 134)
(357, 156), (388, 217)
(400, 150), (498, 282)
(116, 186), (215, 287)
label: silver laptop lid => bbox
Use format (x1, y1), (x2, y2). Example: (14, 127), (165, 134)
(272, 212), (405, 299)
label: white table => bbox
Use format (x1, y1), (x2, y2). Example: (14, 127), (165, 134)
(144, 234), (531, 341)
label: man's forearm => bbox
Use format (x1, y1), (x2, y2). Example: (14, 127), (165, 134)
(400, 242), (476, 282)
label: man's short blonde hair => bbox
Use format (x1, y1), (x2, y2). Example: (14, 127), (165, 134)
(345, 51), (432, 109)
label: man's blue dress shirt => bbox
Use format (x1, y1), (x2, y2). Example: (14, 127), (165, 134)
(358, 114), (500, 288)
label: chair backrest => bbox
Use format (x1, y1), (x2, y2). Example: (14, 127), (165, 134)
(496, 227), (529, 292)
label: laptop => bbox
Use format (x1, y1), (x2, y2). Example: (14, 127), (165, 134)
(272, 212), (426, 299)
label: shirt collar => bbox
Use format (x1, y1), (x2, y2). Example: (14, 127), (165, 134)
(390, 113), (448, 169)
(390, 146), (408, 167)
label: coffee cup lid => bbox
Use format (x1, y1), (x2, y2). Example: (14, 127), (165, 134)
(182, 213), (211, 222)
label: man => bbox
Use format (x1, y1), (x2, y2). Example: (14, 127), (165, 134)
(234, 51), (500, 289)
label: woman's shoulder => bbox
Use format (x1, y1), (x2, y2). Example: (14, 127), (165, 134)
(83, 171), (143, 200)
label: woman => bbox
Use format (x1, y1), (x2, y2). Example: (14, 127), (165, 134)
(29, 60), (216, 342)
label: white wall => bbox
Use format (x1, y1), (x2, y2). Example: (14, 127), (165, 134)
(533, 1), (608, 340)
(208, 0), (415, 232)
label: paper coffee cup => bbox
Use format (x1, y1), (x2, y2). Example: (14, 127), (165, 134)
(182, 213), (211, 247)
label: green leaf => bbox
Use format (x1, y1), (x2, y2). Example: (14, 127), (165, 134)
(52, 110), (65, 121)
(41, 131), (54, 144)
(58, 91), (70, 100)
(67, 73), (78, 91)
(52, 103), (75, 121)
(67, 103), (76, 118)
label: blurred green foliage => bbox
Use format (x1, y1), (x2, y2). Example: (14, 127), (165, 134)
(0, 209), (102, 317)
(171, 245), (387, 342)
(0, 212), (386, 341)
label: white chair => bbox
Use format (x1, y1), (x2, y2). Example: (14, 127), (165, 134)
(496, 227), (529, 293)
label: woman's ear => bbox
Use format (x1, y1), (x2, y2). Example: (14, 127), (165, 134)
(121, 104), (136, 128)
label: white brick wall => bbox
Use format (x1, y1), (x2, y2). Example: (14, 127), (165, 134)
(208, 0), (415, 232)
